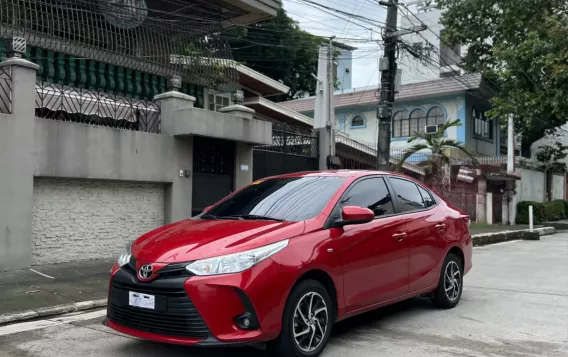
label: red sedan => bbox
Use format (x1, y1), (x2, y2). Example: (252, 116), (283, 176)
(104, 171), (472, 357)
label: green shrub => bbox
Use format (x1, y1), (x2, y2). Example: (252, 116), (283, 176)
(546, 200), (565, 221)
(516, 201), (548, 224)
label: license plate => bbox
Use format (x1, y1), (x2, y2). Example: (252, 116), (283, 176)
(128, 291), (155, 310)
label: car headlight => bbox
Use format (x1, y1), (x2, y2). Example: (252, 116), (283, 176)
(117, 242), (133, 267)
(186, 239), (289, 276)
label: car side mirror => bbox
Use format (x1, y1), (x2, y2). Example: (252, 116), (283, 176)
(333, 206), (374, 228)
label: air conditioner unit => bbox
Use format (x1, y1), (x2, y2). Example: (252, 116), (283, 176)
(425, 124), (444, 134)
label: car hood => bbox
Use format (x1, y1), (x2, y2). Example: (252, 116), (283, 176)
(131, 219), (305, 263)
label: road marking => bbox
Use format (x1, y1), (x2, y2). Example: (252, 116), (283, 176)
(474, 240), (521, 249)
(29, 269), (55, 279)
(0, 309), (106, 337)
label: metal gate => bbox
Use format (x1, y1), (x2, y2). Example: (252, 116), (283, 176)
(192, 136), (235, 216)
(253, 122), (318, 180)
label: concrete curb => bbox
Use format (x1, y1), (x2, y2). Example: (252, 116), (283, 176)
(0, 298), (107, 326)
(472, 227), (556, 247)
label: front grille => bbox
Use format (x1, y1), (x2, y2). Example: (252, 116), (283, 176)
(108, 275), (210, 338)
(125, 256), (193, 279)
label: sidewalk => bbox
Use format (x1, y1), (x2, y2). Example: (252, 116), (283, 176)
(0, 224), (558, 326)
(0, 259), (112, 324)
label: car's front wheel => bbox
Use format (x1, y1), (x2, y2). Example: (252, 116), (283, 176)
(432, 253), (463, 309)
(270, 280), (333, 357)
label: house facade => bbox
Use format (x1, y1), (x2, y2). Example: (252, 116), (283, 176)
(0, 0), (301, 271)
(281, 74), (500, 160)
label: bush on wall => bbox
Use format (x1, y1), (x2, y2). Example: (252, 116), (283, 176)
(517, 200), (567, 224)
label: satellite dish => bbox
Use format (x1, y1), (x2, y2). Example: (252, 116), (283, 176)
(100, 0), (148, 29)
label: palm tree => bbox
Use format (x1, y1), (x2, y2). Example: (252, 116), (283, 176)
(395, 118), (478, 174)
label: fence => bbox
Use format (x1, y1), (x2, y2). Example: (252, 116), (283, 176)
(0, 66), (11, 114)
(35, 81), (161, 133)
(254, 122), (318, 158)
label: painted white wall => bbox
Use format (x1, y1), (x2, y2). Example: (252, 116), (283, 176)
(399, 6), (468, 85)
(516, 168), (546, 202)
(552, 174), (565, 200)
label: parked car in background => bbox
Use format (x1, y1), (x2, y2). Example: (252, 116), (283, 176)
(104, 170), (472, 357)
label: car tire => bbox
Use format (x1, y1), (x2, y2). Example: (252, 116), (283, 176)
(269, 280), (334, 357)
(432, 253), (463, 309)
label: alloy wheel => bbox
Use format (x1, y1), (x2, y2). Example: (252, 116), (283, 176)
(293, 292), (329, 353)
(444, 261), (461, 301)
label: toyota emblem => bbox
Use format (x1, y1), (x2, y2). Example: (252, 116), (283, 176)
(138, 264), (153, 280)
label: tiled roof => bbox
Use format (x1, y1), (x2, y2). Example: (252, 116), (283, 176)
(280, 74), (483, 113)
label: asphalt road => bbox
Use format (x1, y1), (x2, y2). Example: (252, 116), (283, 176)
(1, 235), (567, 357)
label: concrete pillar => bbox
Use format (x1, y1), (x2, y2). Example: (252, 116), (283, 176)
(0, 58), (39, 271)
(218, 104), (255, 120)
(486, 192), (494, 225)
(154, 91), (195, 223)
(476, 178), (487, 223)
(218, 105), (256, 190)
(235, 142), (254, 190)
(154, 91), (196, 135)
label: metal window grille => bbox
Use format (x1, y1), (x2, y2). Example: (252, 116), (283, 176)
(0, 0), (240, 91)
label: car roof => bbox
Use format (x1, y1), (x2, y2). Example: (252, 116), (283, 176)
(260, 170), (409, 180)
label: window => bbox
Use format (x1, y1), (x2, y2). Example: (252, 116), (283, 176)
(389, 178), (426, 212)
(417, 185), (435, 208)
(206, 176), (346, 222)
(393, 107), (446, 138)
(427, 107), (445, 126)
(350, 114), (366, 128)
(409, 109), (427, 135)
(339, 177), (394, 217)
(473, 108), (493, 140)
(392, 110), (409, 138)
(208, 93), (232, 112)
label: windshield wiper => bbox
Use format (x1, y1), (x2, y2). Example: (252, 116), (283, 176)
(202, 214), (243, 220)
(228, 214), (285, 222)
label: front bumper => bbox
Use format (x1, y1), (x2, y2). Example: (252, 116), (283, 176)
(105, 258), (291, 346)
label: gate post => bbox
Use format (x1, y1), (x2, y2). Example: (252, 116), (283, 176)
(0, 55), (39, 271)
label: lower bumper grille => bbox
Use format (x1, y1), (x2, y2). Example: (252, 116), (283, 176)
(108, 271), (210, 339)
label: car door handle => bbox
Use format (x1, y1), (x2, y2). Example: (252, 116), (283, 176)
(435, 223), (447, 231)
(392, 232), (407, 241)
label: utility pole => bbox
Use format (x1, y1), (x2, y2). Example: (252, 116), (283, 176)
(376, 0), (399, 171)
(314, 37), (337, 170)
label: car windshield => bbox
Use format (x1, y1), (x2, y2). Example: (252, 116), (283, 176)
(204, 176), (346, 222)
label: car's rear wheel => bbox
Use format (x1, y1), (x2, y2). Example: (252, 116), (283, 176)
(432, 253), (463, 309)
(270, 280), (333, 357)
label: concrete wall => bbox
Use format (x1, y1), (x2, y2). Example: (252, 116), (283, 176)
(552, 174), (565, 200)
(517, 168), (546, 202)
(31, 179), (165, 265)
(0, 59), (266, 271)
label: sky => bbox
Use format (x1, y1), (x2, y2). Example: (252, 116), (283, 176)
(281, 0), (388, 90)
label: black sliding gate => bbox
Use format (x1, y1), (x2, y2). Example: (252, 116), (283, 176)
(253, 122), (319, 180)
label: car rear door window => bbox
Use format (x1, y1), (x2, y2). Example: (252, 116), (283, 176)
(417, 185), (436, 208)
(339, 177), (394, 217)
(389, 178), (426, 212)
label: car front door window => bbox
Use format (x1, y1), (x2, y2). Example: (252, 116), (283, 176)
(339, 177), (394, 217)
(388, 178), (426, 213)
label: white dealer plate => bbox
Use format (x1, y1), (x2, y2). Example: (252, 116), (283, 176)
(128, 291), (155, 310)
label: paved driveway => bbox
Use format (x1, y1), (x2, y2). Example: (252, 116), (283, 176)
(1, 236), (567, 357)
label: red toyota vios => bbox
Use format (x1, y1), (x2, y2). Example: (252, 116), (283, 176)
(104, 170), (472, 357)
